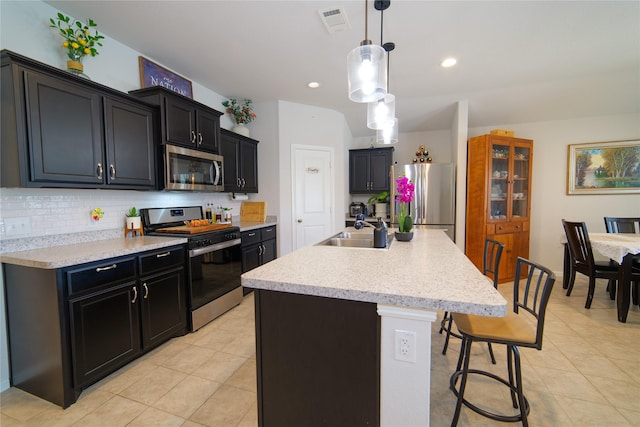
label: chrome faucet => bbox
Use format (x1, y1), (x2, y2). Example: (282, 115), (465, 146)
(354, 217), (387, 230)
(354, 219), (376, 230)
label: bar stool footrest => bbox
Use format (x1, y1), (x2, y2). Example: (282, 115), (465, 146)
(450, 368), (530, 423)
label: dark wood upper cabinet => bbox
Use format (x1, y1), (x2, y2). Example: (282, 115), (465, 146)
(220, 128), (259, 193)
(129, 86), (222, 153)
(1, 50), (157, 190)
(103, 97), (156, 187)
(349, 147), (394, 193)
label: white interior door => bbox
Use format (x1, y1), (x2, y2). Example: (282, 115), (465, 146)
(292, 146), (333, 249)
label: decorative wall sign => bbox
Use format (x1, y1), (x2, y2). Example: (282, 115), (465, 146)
(138, 56), (193, 98)
(567, 140), (640, 194)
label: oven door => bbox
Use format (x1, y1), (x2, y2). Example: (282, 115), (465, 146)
(164, 144), (223, 191)
(189, 239), (242, 311)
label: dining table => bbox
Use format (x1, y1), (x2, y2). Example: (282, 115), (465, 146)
(587, 233), (640, 322)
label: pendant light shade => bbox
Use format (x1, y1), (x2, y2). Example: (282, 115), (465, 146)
(377, 117), (398, 144)
(367, 93), (395, 129)
(347, 43), (387, 103)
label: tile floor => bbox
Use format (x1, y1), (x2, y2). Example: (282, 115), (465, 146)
(1, 276), (639, 426)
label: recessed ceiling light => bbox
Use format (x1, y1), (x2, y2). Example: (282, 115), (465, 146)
(308, 82), (320, 88)
(441, 58), (457, 68)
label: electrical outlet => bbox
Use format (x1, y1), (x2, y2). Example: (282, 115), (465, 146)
(5, 217), (32, 236)
(394, 329), (416, 363)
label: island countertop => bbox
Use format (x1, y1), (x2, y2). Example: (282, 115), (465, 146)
(242, 228), (507, 316)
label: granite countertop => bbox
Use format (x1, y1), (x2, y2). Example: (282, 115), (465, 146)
(242, 228), (507, 316)
(235, 216), (278, 232)
(0, 235), (188, 269)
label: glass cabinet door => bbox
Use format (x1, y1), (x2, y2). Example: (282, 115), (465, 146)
(489, 144), (509, 220)
(511, 145), (530, 220)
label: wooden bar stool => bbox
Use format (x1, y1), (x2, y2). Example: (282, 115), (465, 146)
(449, 257), (556, 426)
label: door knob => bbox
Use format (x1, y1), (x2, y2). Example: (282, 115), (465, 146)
(297, 219), (302, 223)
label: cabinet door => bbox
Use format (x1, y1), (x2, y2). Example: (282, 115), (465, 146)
(510, 144), (531, 221)
(196, 109), (220, 153)
(164, 96), (195, 146)
(24, 70), (104, 185)
(262, 238), (277, 265)
(240, 139), (259, 193)
(69, 282), (140, 388)
(220, 134), (240, 192)
(140, 268), (186, 349)
(242, 244), (262, 273)
(369, 150), (391, 192)
(349, 151), (371, 193)
(104, 97), (156, 188)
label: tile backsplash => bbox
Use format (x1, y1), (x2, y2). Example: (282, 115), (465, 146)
(0, 188), (243, 251)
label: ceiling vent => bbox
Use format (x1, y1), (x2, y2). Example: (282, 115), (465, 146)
(318, 7), (351, 34)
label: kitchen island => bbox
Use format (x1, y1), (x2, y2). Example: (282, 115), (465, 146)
(242, 228), (507, 427)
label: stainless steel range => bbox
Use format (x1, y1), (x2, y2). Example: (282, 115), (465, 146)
(141, 206), (243, 331)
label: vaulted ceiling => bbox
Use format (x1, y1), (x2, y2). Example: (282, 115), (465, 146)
(46, 1), (640, 137)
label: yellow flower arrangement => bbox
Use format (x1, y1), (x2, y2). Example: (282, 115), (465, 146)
(49, 13), (104, 60)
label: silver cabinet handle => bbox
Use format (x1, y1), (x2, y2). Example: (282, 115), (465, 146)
(109, 164), (116, 180)
(97, 163), (103, 179)
(131, 286), (138, 303)
(95, 264), (117, 272)
(248, 232), (256, 237)
(262, 244), (266, 255)
(237, 178), (242, 188)
(156, 252), (171, 258)
(258, 245), (263, 256)
(241, 178), (246, 188)
(197, 132), (203, 146)
(143, 283), (149, 299)
(190, 130), (196, 143)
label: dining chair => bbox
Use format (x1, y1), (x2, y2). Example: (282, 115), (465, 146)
(562, 219), (619, 308)
(604, 216), (640, 234)
(603, 216), (640, 305)
(450, 257), (555, 427)
(441, 238), (504, 364)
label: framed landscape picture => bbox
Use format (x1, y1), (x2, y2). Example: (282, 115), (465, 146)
(567, 140), (640, 195)
(138, 56), (193, 98)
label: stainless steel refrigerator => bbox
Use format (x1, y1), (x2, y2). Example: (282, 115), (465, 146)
(390, 163), (456, 241)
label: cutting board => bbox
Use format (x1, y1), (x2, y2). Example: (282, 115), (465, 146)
(240, 201), (267, 222)
(156, 223), (232, 234)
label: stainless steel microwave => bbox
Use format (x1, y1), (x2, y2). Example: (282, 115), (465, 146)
(164, 145), (224, 191)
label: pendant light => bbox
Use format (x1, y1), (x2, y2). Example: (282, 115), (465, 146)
(347, 0), (387, 103)
(374, 1), (398, 144)
(368, 1), (395, 129)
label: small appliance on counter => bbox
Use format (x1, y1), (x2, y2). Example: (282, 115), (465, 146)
(349, 202), (366, 217)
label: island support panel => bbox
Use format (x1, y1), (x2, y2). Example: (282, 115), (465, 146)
(377, 305), (438, 426)
(254, 289), (380, 426)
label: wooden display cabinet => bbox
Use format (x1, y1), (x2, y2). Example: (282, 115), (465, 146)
(465, 134), (533, 283)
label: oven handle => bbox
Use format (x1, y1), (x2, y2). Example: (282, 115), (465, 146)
(189, 238), (241, 257)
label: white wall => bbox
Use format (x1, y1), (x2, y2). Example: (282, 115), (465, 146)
(276, 101), (351, 255)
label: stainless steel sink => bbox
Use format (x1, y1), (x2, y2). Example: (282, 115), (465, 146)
(316, 232), (394, 248)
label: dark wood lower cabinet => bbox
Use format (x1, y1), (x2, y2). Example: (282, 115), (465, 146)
(3, 245), (187, 408)
(254, 290), (380, 427)
(70, 282), (141, 389)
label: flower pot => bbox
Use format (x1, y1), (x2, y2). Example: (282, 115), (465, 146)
(125, 216), (142, 230)
(66, 54), (90, 79)
(394, 231), (414, 242)
(374, 202), (387, 218)
(232, 123), (250, 137)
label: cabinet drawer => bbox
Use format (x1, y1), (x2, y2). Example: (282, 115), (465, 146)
(139, 246), (185, 276)
(261, 226), (276, 240)
(494, 221), (528, 234)
(242, 230), (261, 247)
(67, 258), (137, 296)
